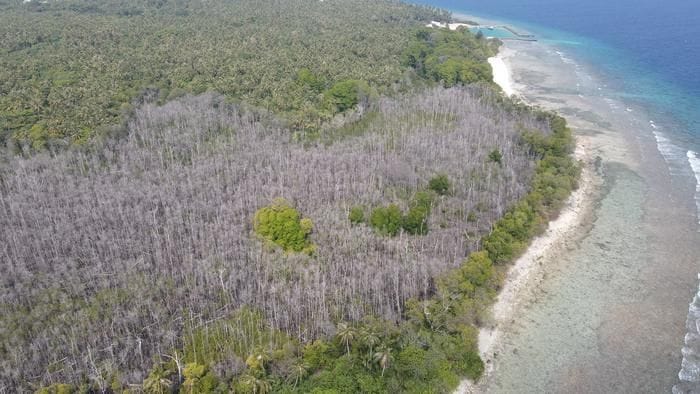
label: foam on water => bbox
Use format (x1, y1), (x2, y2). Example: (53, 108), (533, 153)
(674, 275), (700, 393)
(652, 129), (689, 176)
(687, 150), (700, 229)
(675, 152), (700, 392)
(554, 50), (575, 65)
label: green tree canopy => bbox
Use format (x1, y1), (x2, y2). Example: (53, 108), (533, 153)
(254, 198), (315, 254)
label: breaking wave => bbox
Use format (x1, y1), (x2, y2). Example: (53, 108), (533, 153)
(674, 275), (700, 393)
(652, 129), (690, 176)
(687, 150), (700, 229)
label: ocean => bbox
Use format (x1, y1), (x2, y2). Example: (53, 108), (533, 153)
(414, 0), (700, 392)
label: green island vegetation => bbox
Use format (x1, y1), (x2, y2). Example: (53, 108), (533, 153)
(0, 0), (578, 393)
(254, 199), (316, 255)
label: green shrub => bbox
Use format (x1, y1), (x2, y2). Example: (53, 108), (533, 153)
(182, 307), (292, 370)
(455, 251), (495, 296)
(402, 205), (429, 235)
(395, 345), (428, 380)
(36, 384), (75, 394)
(296, 68), (325, 92)
(181, 363), (218, 394)
(348, 206), (365, 225)
(143, 364), (177, 394)
(412, 190), (436, 209)
(369, 204), (403, 236)
(461, 350), (485, 380)
(428, 174), (451, 195)
(254, 198), (315, 254)
(302, 340), (335, 371)
(488, 149), (502, 164)
(324, 80), (361, 113)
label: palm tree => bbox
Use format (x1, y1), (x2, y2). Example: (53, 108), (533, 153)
(286, 361), (309, 388)
(373, 344), (394, 377)
(360, 326), (380, 358)
(336, 322), (357, 355)
(239, 373), (272, 394)
(246, 348), (271, 372)
(142, 369), (172, 394)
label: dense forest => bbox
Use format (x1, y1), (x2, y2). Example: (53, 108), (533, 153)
(0, 0), (487, 147)
(0, 0), (579, 393)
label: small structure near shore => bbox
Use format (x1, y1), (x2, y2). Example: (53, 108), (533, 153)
(426, 20), (537, 42)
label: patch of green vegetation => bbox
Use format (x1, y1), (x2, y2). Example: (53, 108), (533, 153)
(402, 28), (496, 88)
(365, 189), (436, 236)
(370, 204), (404, 237)
(488, 149), (502, 164)
(316, 111), (384, 145)
(394, 110), (458, 132)
(324, 80), (371, 114)
(428, 174), (451, 195)
(483, 114), (578, 264)
(254, 198), (315, 254)
(349, 206), (366, 225)
(35, 384), (75, 394)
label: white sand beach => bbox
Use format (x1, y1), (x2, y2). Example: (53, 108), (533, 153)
(487, 52), (517, 97)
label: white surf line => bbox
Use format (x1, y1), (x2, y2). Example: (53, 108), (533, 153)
(687, 150), (700, 230)
(674, 273), (700, 392)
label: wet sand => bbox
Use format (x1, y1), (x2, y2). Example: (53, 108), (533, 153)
(470, 39), (700, 393)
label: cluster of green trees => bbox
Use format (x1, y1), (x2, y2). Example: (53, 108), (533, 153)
(254, 198), (315, 255)
(402, 28), (497, 87)
(148, 292), (485, 393)
(40, 307), (481, 393)
(428, 174), (452, 195)
(483, 114), (579, 264)
(352, 174), (453, 237)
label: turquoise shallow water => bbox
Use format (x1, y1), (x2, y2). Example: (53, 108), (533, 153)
(468, 27), (516, 40)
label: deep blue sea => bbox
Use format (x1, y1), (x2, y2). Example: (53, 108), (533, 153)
(417, 0), (700, 227)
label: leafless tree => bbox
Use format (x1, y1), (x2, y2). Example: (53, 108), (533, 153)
(0, 87), (550, 389)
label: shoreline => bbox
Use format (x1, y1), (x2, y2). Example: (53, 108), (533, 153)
(455, 46), (602, 393)
(487, 49), (517, 98)
(478, 143), (598, 357)
(457, 21), (700, 391)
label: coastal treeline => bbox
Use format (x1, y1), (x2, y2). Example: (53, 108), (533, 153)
(0, 0), (581, 393)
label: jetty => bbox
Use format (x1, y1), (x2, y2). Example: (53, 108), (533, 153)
(426, 20), (537, 42)
(499, 25), (537, 41)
